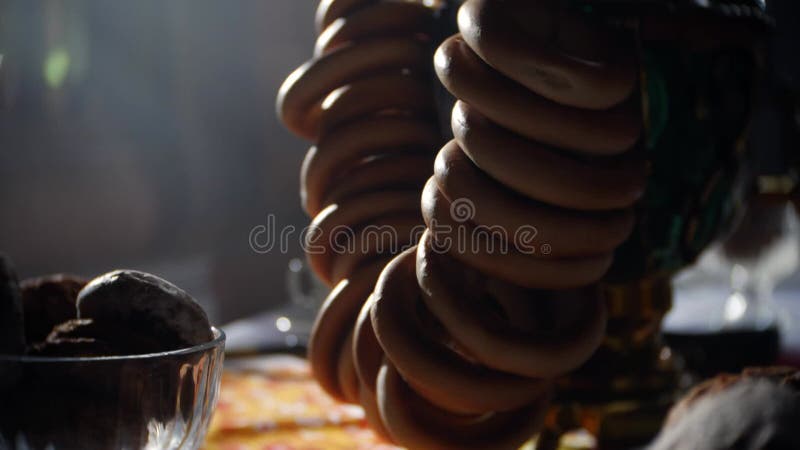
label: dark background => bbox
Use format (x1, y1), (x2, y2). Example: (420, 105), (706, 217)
(0, 1), (318, 321)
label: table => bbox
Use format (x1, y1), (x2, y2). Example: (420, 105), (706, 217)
(202, 355), (400, 450)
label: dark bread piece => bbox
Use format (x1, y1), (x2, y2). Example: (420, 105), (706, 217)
(27, 319), (115, 357)
(20, 274), (87, 343)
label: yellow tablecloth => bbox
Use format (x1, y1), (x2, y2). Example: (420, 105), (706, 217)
(202, 355), (401, 450)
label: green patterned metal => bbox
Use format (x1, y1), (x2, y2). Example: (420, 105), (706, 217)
(607, 43), (756, 281)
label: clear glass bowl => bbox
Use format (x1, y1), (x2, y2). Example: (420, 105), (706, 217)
(0, 328), (225, 450)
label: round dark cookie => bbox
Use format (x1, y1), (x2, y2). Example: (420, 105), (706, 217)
(76, 270), (213, 353)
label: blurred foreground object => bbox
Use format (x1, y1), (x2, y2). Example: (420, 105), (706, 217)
(649, 367), (800, 450)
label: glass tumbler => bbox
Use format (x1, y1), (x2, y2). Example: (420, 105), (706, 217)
(0, 328), (225, 450)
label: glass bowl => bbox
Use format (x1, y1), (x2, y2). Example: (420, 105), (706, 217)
(0, 328), (225, 450)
